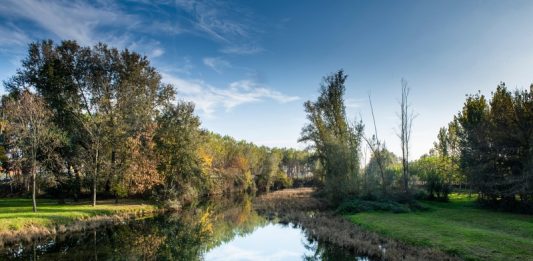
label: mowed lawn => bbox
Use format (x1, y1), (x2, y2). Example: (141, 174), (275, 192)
(347, 194), (533, 261)
(0, 198), (157, 232)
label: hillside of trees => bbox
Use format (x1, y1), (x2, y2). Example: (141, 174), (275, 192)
(0, 40), (314, 211)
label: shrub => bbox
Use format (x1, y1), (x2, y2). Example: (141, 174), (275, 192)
(336, 198), (410, 214)
(271, 171), (293, 191)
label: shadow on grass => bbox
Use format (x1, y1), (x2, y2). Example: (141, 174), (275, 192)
(0, 199), (148, 211)
(0, 212), (113, 220)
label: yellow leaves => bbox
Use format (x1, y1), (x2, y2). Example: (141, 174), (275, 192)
(230, 155), (249, 172)
(132, 234), (166, 259)
(236, 197), (253, 225)
(199, 208), (214, 236)
(197, 147), (213, 169)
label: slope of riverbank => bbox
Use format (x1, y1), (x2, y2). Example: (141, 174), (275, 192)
(347, 194), (533, 260)
(254, 188), (459, 261)
(0, 198), (158, 247)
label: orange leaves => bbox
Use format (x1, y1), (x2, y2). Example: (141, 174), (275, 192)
(122, 128), (162, 195)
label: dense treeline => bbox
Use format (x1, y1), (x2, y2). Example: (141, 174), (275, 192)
(5, 41), (530, 214)
(408, 84), (533, 213)
(198, 133), (313, 197)
(458, 84), (532, 209)
(302, 70), (532, 213)
(0, 40), (312, 211)
(421, 84), (532, 211)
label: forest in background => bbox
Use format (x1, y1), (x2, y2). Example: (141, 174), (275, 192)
(1, 40), (532, 214)
(0, 40), (314, 212)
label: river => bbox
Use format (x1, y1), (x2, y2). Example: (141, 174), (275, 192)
(0, 195), (369, 260)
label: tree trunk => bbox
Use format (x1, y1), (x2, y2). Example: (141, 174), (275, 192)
(74, 166), (81, 202)
(32, 160), (37, 213)
(92, 147), (99, 207)
(403, 158), (409, 195)
(375, 150), (387, 196)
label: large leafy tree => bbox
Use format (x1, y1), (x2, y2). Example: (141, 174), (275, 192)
(300, 70), (364, 203)
(2, 39), (308, 204)
(456, 84), (533, 209)
(6, 40), (174, 205)
(155, 102), (203, 201)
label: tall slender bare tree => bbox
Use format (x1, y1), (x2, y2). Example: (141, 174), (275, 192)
(398, 79), (415, 196)
(362, 95), (388, 196)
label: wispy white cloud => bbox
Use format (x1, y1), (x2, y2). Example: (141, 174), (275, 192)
(150, 48), (165, 58)
(0, 0), (261, 58)
(203, 57), (231, 73)
(146, 20), (185, 35)
(0, 24), (31, 47)
(174, 0), (247, 42)
(0, 0), (134, 46)
(224, 80), (300, 104)
(159, 57), (195, 75)
(161, 73), (299, 117)
(173, 0), (263, 55)
(126, 38), (166, 58)
(0, 0), (166, 58)
(220, 45), (264, 55)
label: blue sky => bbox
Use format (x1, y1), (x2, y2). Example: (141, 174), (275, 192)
(1, 0), (533, 160)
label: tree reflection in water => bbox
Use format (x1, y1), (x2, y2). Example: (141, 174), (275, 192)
(1, 195), (362, 260)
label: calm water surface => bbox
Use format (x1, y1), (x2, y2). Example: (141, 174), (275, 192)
(1, 196), (369, 260)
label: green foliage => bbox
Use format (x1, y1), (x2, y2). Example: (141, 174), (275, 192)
(2, 90), (65, 211)
(424, 83), (532, 211)
(112, 183), (128, 199)
(300, 70), (364, 203)
(454, 84), (533, 211)
(362, 148), (401, 198)
(336, 198), (410, 214)
(198, 132), (308, 195)
(2, 40), (310, 205)
(280, 148), (314, 179)
(155, 102), (203, 201)
(4, 40), (175, 204)
(271, 170), (293, 190)
(411, 155), (455, 201)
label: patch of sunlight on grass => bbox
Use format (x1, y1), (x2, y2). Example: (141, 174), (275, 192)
(0, 198), (157, 233)
(346, 195), (533, 261)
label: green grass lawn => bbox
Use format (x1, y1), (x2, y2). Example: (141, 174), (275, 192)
(347, 194), (533, 261)
(0, 198), (157, 232)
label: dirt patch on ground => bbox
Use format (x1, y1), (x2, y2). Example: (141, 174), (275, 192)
(254, 188), (460, 261)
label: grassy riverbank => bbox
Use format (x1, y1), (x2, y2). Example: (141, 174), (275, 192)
(0, 198), (158, 245)
(254, 188), (457, 260)
(347, 194), (533, 260)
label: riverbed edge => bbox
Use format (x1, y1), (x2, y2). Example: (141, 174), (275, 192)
(0, 206), (164, 248)
(253, 188), (461, 261)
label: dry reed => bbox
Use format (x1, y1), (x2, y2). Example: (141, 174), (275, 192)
(254, 188), (460, 261)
